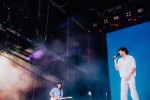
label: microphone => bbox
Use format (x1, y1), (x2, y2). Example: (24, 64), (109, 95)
(113, 53), (120, 59)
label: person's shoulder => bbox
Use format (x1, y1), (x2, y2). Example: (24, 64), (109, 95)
(52, 87), (57, 90)
(127, 55), (135, 59)
(127, 55), (134, 58)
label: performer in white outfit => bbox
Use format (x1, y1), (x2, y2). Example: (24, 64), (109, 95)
(114, 47), (139, 100)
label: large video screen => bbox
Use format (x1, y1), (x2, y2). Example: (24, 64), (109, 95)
(107, 21), (150, 100)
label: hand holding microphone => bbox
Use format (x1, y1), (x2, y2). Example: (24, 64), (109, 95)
(113, 53), (120, 60)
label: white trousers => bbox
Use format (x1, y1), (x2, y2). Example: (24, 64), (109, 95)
(121, 76), (139, 100)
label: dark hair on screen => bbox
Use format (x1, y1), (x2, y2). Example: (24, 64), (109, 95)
(57, 82), (62, 85)
(118, 47), (129, 54)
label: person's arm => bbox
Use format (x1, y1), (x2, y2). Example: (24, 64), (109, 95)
(129, 67), (136, 76)
(50, 93), (54, 97)
(114, 57), (119, 71)
(126, 56), (136, 81)
(49, 88), (54, 98)
(126, 67), (136, 81)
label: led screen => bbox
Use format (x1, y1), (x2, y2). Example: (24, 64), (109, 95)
(107, 21), (150, 100)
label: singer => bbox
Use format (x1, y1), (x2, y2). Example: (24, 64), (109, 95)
(113, 47), (139, 100)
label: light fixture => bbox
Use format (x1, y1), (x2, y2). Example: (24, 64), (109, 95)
(114, 16), (119, 20)
(126, 12), (132, 17)
(137, 8), (144, 13)
(104, 19), (109, 24)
